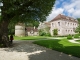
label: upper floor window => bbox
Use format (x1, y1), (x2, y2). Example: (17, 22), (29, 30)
(52, 23), (54, 26)
(58, 22), (60, 26)
(71, 23), (72, 25)
(68, 23), (69, 25)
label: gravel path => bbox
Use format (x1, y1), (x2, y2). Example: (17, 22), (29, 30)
(0, 40), (80, 60)
(69, 39), (80, 44)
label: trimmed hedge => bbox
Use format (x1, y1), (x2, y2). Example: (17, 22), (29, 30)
(67, 34), (73, 39)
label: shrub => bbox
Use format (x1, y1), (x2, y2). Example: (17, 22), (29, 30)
(74, 34), (79, 38)
(39, 31), (46, 36)
(53, 29), (58, 36)
(45, 33), (51, 37)
(67, 34), (73, 39)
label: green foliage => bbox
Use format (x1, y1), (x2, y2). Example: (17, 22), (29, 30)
(67, 34), (73, 39)
(75, 18), (80, 33)
(25, 20), (39, 27)
(74, 34), (79, 38)
(45, 33), (51, 37)
(0, 0), (56, 47)
(53, 29), (58, 36)
(39, 30), (46, 36)
(8, 22), (15, 35)
(0, 0), (56, 23)
(39, 27), (51, 36)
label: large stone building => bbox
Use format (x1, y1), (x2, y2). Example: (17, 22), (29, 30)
(50, 14), (78, 36)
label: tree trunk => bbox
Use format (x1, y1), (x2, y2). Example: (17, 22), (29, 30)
(0, 21), (9, 47)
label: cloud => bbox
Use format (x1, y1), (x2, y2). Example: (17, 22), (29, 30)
(63, 0), (80, 18)
(46, 0), (80, 21)
(46, 7), (64, 21)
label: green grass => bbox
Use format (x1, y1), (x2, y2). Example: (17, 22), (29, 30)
(14, 36), (49, 40)
(33, 39), (80, 58)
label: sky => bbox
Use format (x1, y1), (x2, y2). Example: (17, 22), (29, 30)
(46, 0), (80, 21)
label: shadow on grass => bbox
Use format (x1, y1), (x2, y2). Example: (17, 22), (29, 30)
(33, 40), (80, 58)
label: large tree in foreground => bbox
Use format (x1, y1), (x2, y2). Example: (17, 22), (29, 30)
(0, 0), (56, 47)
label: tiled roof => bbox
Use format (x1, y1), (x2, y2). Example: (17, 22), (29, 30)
(50, 14), (78, 22)
(25, 27), (38, 32)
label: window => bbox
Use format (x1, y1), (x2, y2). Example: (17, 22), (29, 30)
(68, 23), (69, 25)
(58, 29), (60, 31)
(75, 24), (76, 26)
(73, 23), (74, 25)
(71, 23), (72, 25)
(52, 23), (54, 26)
(65, 22), (67, 26)
(68, 30), (70, 32)
(66, 30), (67, 32)
(58, 22), (60, 26)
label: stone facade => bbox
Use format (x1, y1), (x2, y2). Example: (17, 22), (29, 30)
(15, 23), (25, 37)
(15, 23), (39, 37)
(25, 27), (39, 36)
(50, 14), (78, 36)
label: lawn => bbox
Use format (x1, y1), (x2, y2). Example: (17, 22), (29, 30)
(33, 38), (80, 58)
(14, 36), (49, 40)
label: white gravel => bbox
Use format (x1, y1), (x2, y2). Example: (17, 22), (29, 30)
(68, 39), (80, 44)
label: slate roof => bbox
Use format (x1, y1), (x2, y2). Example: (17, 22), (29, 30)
(50, 14), (78, 22)
(25, 27), (38, 32)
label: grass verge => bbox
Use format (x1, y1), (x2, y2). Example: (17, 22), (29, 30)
(14, 36), (49, 40)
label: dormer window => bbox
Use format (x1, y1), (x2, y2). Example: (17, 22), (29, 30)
(66, 17), (69, 20)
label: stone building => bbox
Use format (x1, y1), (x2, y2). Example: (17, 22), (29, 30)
(15, 23), (38, 36)
(25, 27), (39, 36)
(15, 23), (25, 37)
(50, 14), (78, 36)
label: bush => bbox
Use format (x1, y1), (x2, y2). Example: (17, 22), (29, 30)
(74, 34), (79, 38)
(45, 33), (51, 37)
(67, 34), (73, 39)
(39, 31), (46, 36)
(53, 29), (58, 36)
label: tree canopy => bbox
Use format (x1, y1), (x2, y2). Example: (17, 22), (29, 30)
(0, 0), (56, 47)
(0, 0), (55, 23)
(75, 18), (80, 34)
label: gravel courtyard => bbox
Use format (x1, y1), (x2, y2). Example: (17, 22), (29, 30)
(0, 40), (80, 60)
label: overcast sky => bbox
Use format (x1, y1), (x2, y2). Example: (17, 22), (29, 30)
(46, 0), (80, 21)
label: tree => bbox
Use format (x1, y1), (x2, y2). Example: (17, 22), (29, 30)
(53, 29), (58, 36)
(25, 20), (39, 27)
(75, 18), (80, 34)
(0, 0), (56, 47)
